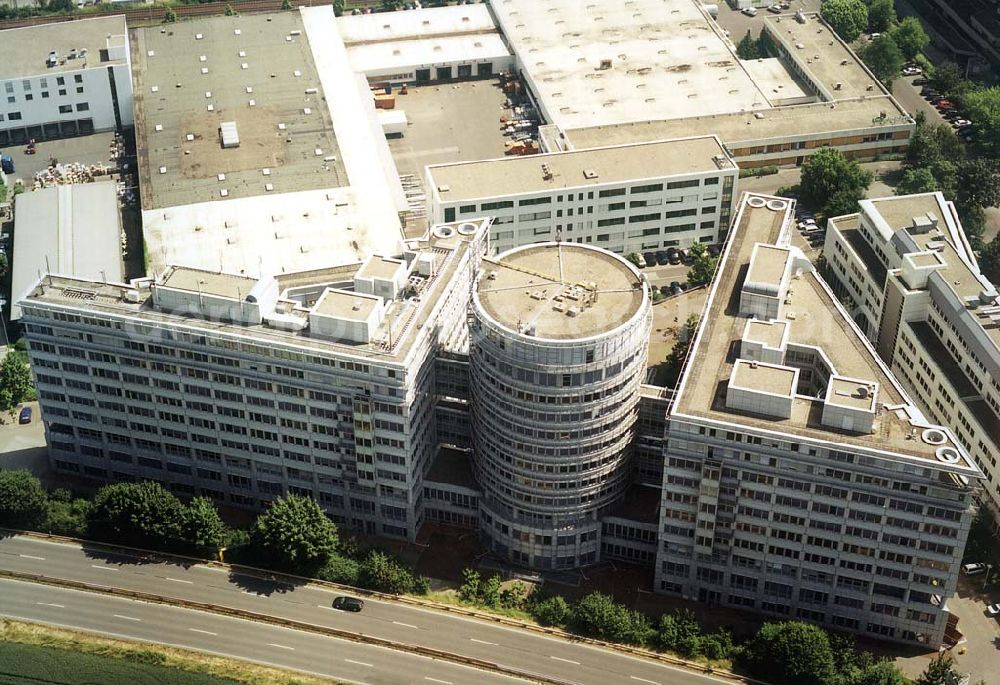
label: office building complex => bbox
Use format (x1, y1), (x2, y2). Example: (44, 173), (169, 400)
(658, 192), (982, 647)
(470, 243), (652, 568)
(825, 193), (1000, 525)
(427, 137), (738, 254)
(0, 16), (133, 145)
(21, 219), (490, 541)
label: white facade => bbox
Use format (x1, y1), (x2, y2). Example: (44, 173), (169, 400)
(427, 137), (738, 255)
(825, 193), (1000, 526)
(469, 243), (652, 568)
(0, 16), (132, 144)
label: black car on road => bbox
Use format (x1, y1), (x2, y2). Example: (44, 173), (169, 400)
(332, 596), (364, 612)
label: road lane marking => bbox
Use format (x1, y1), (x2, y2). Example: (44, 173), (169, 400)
(189, 628), (217, 636)
(18, 554), (46, 561)
(469, 638), (497, 645)
(267, 643), (294, 650)
(166, 577), (194, 584)
(392, 621), (418, 629)
(630, 678), (659, 685)
(424, 678), (452, 684)
(35, 602), (65, 608)
(344, 659), (374, 668)
(91, 565), (119, 572)
(113, 614), (141, 622)
(550, 656), (580, 665)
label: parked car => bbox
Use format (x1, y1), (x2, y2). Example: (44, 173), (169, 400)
(659, 284), (672, 296)
(741, 7), (758, 16)
(936, 99), (955, 109)
(332, 596), (364, 612)
(707, 244), (721, 257)
(767, 4), (783, 13)
(987, 603), (1000, 617)
(902, 66), (922, 76)
(679, 248), (691, 263)
(643, 252), (657, 268)
(912, 77), (930, 86)
(18, 406), (32, 425)
(962, 562), (987, 575)
(868, 32), (881, 41)
(655, 250), (670, 265)
(669, 251), (682, 265)
(953, 118), (972, 127)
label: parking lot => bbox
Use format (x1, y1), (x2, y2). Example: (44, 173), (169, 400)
(0, 401), (47, 478)
(712, 0), (824, 45)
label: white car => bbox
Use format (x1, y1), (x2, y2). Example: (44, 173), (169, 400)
(797, 218), (817, 231)
(953, 119), (972, 127)
(987, 604), (1000, 617)
(902, 66), (923, 76)
(963, 562), (987, 575)
(742, 7), (758, 16)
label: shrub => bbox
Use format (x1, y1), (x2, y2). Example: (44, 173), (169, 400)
(531, 595), (570, 626)
(249, 494), (338, 573)
(357, 550), (417, 594)
(0, 469), (48, 529)
(317, 555), (360, 585)
(570, 593), (654, 646)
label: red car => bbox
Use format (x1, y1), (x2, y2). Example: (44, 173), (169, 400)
(936, 99), (954, 109)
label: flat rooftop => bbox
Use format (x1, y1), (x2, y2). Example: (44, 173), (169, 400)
(11, 182), (123, 319)
(491, 0), (769, 130)
(0, 15), (127, 79)
(746, 243), (791, 290)
(476, 243), (645, 340)
(141, 187), (404, 278)
(160, 265), (258, 300)
(827, 376), (878, 411)
(336, 4), (498, 45)
(763, 14), (885, 100)
(564, 96), (910, 149)
(21, 219), (489, 363)
(313, 288), (380, 320)
(429, 136), (732, 202)
(671, 192), (979, 469)
(132, 13), (346, 210)
(731, 359), (796, 397)
(746, 319), (788, 348)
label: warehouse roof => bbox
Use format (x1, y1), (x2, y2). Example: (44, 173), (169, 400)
(132, 12), (347, 210)
(491, 0), (769, 130)
(11, 182), (122, 319)
(0, 15), (127, 80)
(336, 4), (497, 45)
(345, 33), (510, 76)
(428, 136), (733, 202)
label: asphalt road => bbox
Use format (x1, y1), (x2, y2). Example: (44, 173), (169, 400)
(0, 577), (522, 685)
(0, 535), (732, 685)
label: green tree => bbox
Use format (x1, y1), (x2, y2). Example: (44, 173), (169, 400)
(931, 62), (965, 97)
(890, 17), (929, 61)
(698, 630), (734, 661)
(896, 167), (939, 195)
(331, 0), (344, 16)
(0, 351), (35, 411)
(250, 494), (338, 572)
(956, 159), (1000, 211)
(799, 147), (873, 216)
(499, 581), (527, 610)
(45, 0), (74, 12)
(458, 567), (481, 602)
(745, 621), (837, 685)
(821, 0), (869, 43)
(867, 0), (895, 33)
(480, 574), (502, 608)
(0, 253), (8, 278)
(687, 241), (718, 287)
(570, 593), (653, 645)
(626, 252), (643, 268)
(657, 609), (702, 656)
(357, 550), (416, 594)
(178, 496), (226, 557)
(281, 0), (292, 8)
(87, 481), (184, 549)
(164, 7), (177, 22)
(43, 489), (91, 537)
(655, 314), (699, 388)
(736, 30), (761, 60)
(317, 554), (361, 585)
(0, 469), (48, 529)
(861, 33), (904, 86)
(853, 661), (910, 685)
(905, 121), (965, 169)
(531, 595), (570, 626)
(915, 654), (961, 685)
(961, 87), (1000, 157)
(224, 4), (237, 16)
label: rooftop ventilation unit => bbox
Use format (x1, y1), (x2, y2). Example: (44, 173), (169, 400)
(583, 168), (598, 179)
